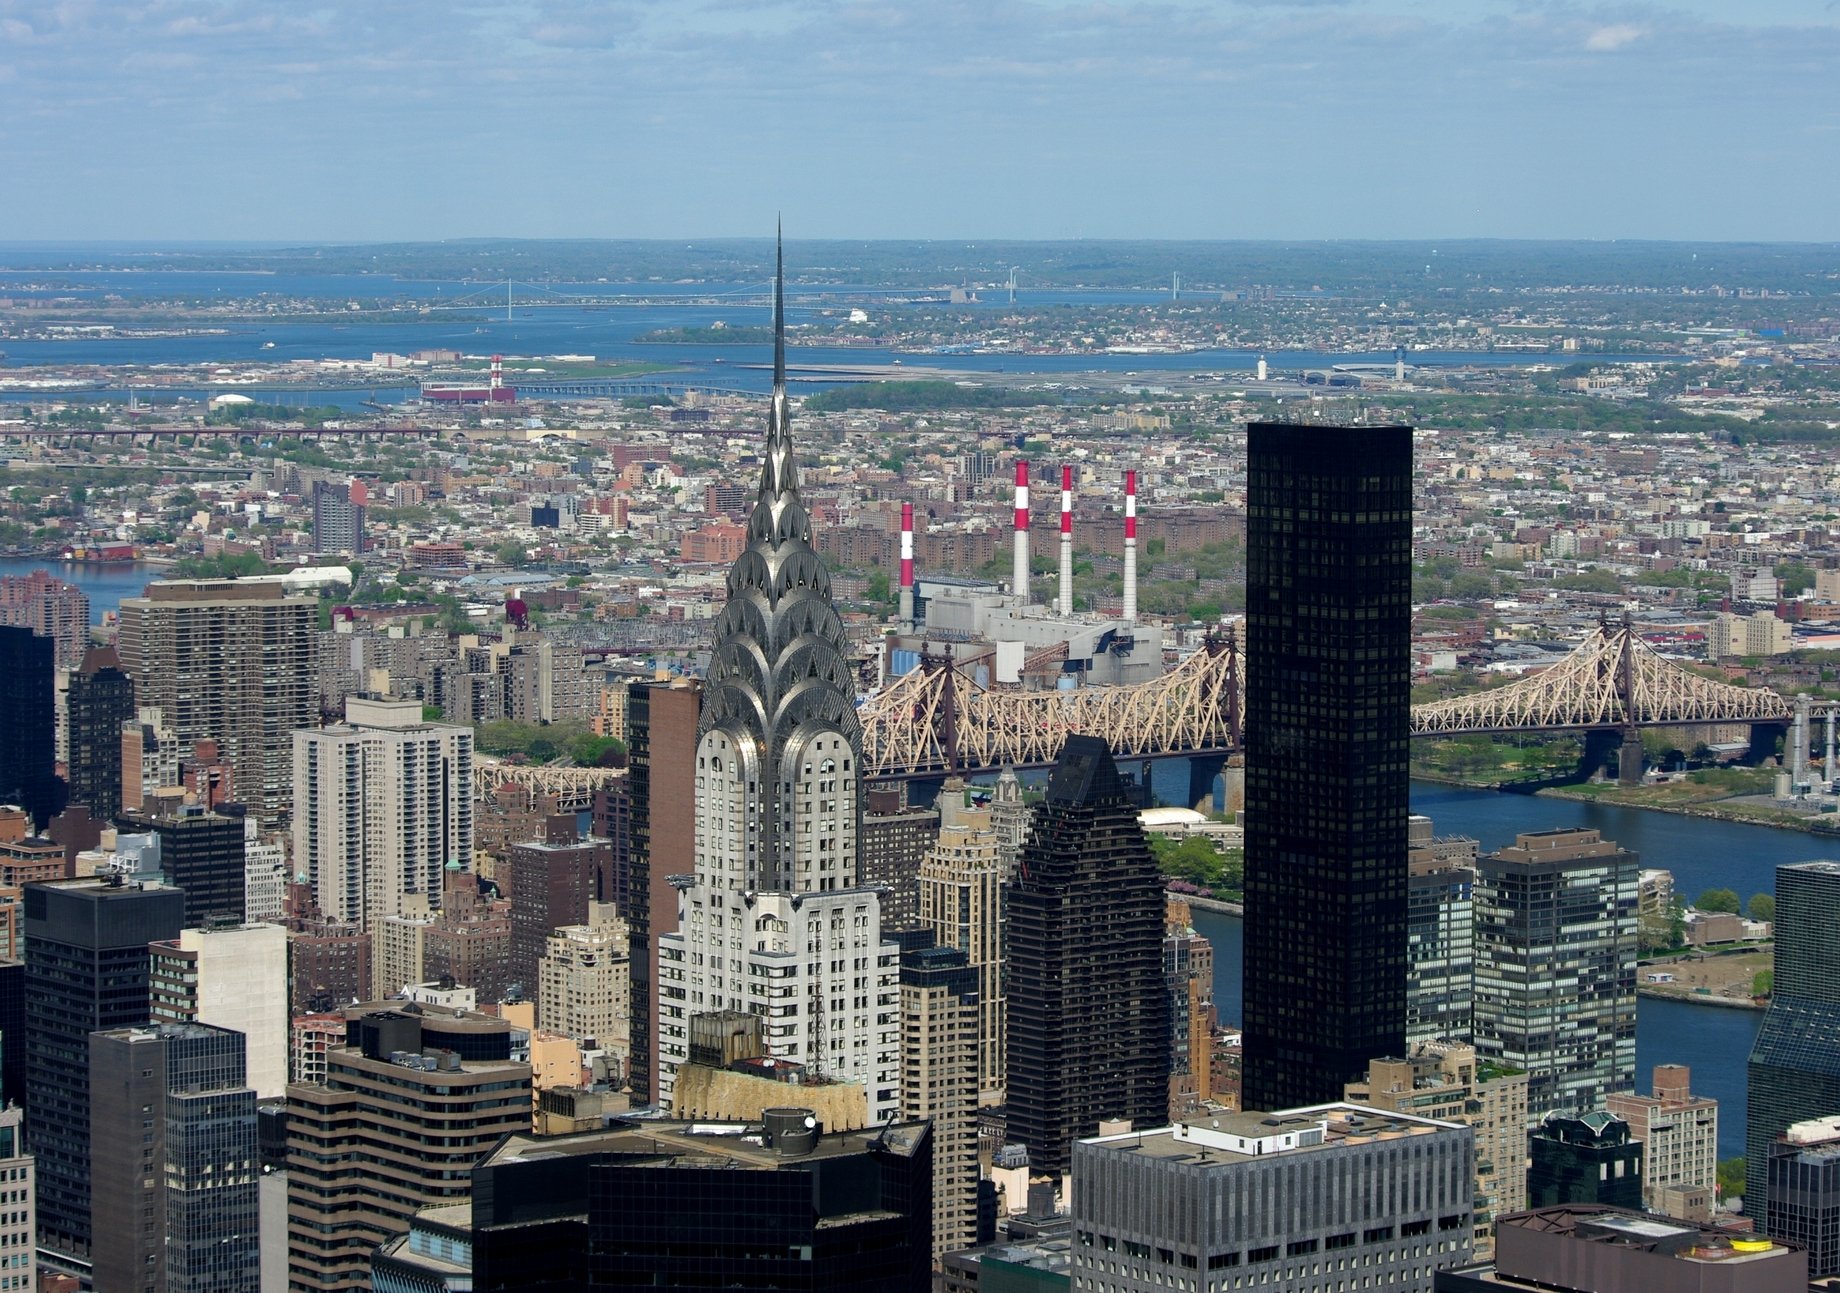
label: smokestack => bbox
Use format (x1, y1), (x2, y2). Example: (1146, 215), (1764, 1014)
(1059, 464), (1074, 617)
(1123, 469), (1138, 623)
(1013, 460), (1030, 606)
(899, 501), (915, 631)
(490, 354), (504, 392)
(1256, 354), (1268, 382)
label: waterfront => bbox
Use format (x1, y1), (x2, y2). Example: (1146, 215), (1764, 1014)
(1190, 781), (1818, 1160)
(0, 557), (160, 624)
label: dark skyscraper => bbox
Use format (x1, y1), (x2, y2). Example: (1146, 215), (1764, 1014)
(129, 803), (248, 929)
(0, 625), (57, 829)
(1748, 860), (1840, 1220)
(1241, 421), (1413, 1112)
(1006, 735), (1167, 1178)
(90, 1021), (259, 1293)
(64, 645), (135, 821)
(25, 876), (186, 1271)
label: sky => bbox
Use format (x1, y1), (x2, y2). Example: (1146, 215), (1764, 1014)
(0, 0), (1837, 243)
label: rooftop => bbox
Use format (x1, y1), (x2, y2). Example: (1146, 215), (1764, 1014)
(485, 1114), (930, 1173)
(1081, 1103), (1463, 1167)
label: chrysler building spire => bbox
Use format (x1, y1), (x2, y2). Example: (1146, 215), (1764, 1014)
(658, 228), (898, 1124)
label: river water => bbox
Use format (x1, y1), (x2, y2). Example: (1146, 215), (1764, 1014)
(1188, 781), (1827, 1160)
(0, 557), (163, 624)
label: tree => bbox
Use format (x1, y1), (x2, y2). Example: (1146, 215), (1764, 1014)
(1748, 893), (1776, 924)
(1696, 888), (1741, 914)
(1717, 1158), (1746, 1199)
(494, 540), (527, 568)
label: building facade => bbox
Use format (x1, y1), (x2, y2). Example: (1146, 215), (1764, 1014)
(1528, 1111), (1645, 1210)
(285, 1007), (532, 1293)
(1407, 816), (1477, 1045)
(89, 1022), (259, 1293)
(292, 696), (473, 929)
(0, 626), (56, 829)
(536, 904), (631, 1058)
(1073, 1105), (1474, 1293)
(149, 922), (290, 1101)
(900, 937), (980, 1269)
(117, 580), (316, 822)
(1765, 1114), (1840, 1279)
(860, 784), (939, 932)
(658, 263), (900, 1125)
(1474, 828), (1638, 1117)
(1006, 736), (1168, 1179)
(1749, 860), (1840, 1226)
(1606, 1064), (1717, 1221)
(1242, 422), (1414, 1111)
(0, 1107), (35, 1293)
(1345, 1041), (1529, 1259)
(24, 876), (185, 1271)
(917, 778), (1007, 1101)
(63, 645), (134, 820)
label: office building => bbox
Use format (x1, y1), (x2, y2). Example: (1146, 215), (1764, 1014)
(658, 255), (900, 1125)
(1474, 828), (1638, 1116)
(371, 1206), (472, 1293)
(63, 646), (134, 821)
(24, 875), (185, 1270)
(245, 821), (288, 923)
(1407, 816), (1477, 1045)
(1165, 897), (1215, 1119)
(467, 1116), (934, 1292)
(988, 764), (1031, 872)
(1607, 1064), (1718, 1221)
(285, 1005), (532, 1293)
(0, 1107), (34, 1293)
(1528, 1110), (1644, 1209)
(900, 935), (980, 1268)
(293, 696), (473, 929)
(919, 778), (1008, 1101)
(0, 627), (56, 830)
(89, 1022), (259, 1293)
(1346, 1041), (1529, 1259)
(1006, 735), (1167, 1179)
(615, 676), (698, 1104)
(1241, 421), (1413, 1111)
(1766, 1115), (1840, 1279)
(861, 784), (939, 932)
(536, 903), (630, 1056)
(1436, 1206), (1807, 1292)
(506, 818), (613, 999)
(1749, 860), (1840, 1221)
(149, 921), (290, 1100)
(1072, 1104), (1473, 1293)
(117, 579), (316, 821)
(127, 801), (249, 928)
(0, 959), (21, 1107)
(311, 479), (367, 556)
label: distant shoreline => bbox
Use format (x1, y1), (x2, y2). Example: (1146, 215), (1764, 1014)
(1174, 891), (1243, 917)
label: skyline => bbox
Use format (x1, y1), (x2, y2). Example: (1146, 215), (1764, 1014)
(0, 0), (1835, 244)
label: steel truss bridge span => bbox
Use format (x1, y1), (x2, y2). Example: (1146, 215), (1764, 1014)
(1411, 618), (1790, 736)
(859, 619), (1792, 782)
(860, 635), (1243, 781)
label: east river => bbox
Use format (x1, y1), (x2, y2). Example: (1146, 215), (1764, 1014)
(1189, 782), (1840, 1161)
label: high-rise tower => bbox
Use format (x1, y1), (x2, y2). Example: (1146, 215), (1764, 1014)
(1241, 421), (1413, 1111)
(658, 233), (900, 1123)
(1006, 735), (1168, 1178)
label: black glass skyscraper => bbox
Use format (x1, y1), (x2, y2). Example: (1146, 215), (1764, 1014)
(1241, 422), (1413, 1112)
(0, 624), (57, 829)
(1748, 860), (1840, 1220)
(65, 645), (135, 821)
(1005, 735), (1167, 1178)
(25, 876), (185, 1270)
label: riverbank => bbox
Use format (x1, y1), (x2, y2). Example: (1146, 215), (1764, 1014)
(1173, 891), (1243, 917)
(1636, 987), (1766, 1011)
(1537, 784), (1840, 839)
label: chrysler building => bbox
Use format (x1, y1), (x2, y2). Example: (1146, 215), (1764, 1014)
(657, 233), (900, 1123)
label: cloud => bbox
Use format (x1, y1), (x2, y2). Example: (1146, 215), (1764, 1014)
(1584, 22), (1646, 50)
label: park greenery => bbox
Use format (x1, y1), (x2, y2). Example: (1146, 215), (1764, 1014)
(474, 720), (626, 768)
(1149, 834), (1243, 901)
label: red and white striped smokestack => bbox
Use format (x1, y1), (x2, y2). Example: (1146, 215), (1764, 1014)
(1013, 460), (1031, 606)
(1059, 464), (1074, 617)
(899, 501), (915, 630)
(1123, 469), (1138, 623)
(490, 354), (504, 392)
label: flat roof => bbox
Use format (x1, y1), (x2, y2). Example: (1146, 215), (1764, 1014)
(485, 1117), (929, 1172)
